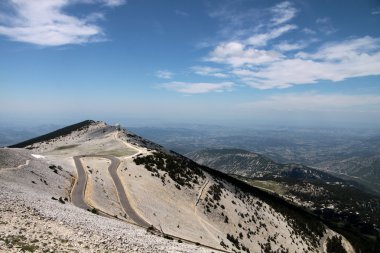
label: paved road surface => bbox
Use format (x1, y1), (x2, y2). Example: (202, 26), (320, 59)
(72, 156), (92, 211)
(107, 157), (150, 227)
(71, 155), (150, 227)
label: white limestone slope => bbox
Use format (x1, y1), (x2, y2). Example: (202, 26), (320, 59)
(120, 154), (355, 253)
(0, 123), (217, 253)
(0, 121), (355, 253)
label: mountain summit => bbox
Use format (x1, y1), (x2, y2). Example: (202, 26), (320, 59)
(0, 121), (356, 252)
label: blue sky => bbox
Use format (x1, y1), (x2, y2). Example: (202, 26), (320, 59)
(1, 0), (380, 128)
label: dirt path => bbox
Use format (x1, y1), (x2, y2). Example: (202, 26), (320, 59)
(196, 179), (209, 207)
(193, 178), (224, 248)
(113, 131), (146, 157)
(17, 159), (30, 169)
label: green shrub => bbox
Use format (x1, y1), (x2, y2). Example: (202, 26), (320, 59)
(134, 152), (205, 188)
(326, 236), (347, 253)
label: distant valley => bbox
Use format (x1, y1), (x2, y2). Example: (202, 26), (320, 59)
(187, 148), (380, 252)
(130, 126), (380, 195)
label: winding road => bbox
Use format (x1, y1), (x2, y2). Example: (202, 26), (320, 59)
(71, 155), (92, 211)
(71, 154), (150, 227)
(107, 156), (150, 227)
(70, 131), (229, 252)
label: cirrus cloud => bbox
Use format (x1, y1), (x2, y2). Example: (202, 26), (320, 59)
(270, 1), (297, 26)
(246, 24), (297, 47)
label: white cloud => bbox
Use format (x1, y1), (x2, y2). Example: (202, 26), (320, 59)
(315, 17), (337, 35)
(77, 0), (126, 7)
(296, 36), (380, 61)
(0, 0), (125, 46)
(246, 24), (297, 47)
(316, 17), (329, 24)
(200, 2), (380, 91)
(302, 28), (316, 35)
(270, 1), (297, 26)
(274, 41), (307, 52)
(101, 0), (126, 7)
(240, 93), (380, 112)
(208, 3), (262, 38)
(156, 70), (174, 79)
(204, 3), (298, 71)
(207, 41), (283, 67)
(191, 66), (228, 78)
(177, 1), (380, 93)
(84, 12), (105, 22)
(236, 59), (334, 89)
(161, 81), (235, 94)
(234, 37), (380, 89)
